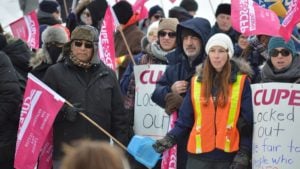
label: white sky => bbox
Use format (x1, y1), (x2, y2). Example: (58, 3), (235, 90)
(0, 0), (230, 31)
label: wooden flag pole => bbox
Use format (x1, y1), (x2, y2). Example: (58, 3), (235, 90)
(117, 25), (136, 65)
(65, 101), (127, 151)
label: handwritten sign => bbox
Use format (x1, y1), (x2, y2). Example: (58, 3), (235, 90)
(134, 64), (169, 139)
(251, 83), (300, 169)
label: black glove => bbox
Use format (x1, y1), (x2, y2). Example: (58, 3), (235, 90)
(61, 103), (85, 122)
(164, 93), (183, 115)
(229, 147), (251, 169)
(152, 134), (176, 153)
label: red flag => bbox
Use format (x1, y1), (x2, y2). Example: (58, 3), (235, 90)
(9, 11), (40, 49)
(14, 73), (65, 169)
(279, 0), (300, 41)
(133, 0), (149, 20)
(231, 0), (280, 36)
(98, 6), (117, 71)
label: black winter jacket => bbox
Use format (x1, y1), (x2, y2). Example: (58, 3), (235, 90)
(44, 58), (129, 160)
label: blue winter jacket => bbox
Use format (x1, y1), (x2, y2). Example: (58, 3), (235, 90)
(151, 17), (211, 108)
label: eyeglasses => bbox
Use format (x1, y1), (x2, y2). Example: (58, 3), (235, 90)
(158, 31), (176, 38)
(269, 48), (291, 57)
(73, 40), (93, 49)
(153, 15), (162, 19)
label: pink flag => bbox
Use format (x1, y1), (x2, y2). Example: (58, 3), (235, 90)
(133, 0), (149, 20)
(279, 0), (300, 41)
(169, 0), (176, 3)
(14, 73), (65, 169)
(9, 11), (40, 49)
(161, 112), (178, 169)
(231, 0), (280, 36)
(98, 6), (117, 71)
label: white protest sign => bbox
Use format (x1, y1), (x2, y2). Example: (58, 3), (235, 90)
(134, 64), (169, 139)
(251, 83), (300, 169)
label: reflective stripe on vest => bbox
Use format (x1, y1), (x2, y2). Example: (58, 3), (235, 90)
(188, 74), (246, 154)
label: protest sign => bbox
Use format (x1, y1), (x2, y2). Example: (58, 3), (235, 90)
(251, 83), (300, 169)
(134, 64), (168, 139)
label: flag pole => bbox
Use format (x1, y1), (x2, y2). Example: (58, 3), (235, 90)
(65, 101), (127, 151)
(117, 26), (136, 65)
(63, 0), (69, 18)
(208, 0), (215, 17)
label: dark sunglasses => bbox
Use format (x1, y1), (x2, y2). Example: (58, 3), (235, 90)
(153, 15), (162, 19)
(83, 12), (91, 17)
(158, 31), (176, 38)
(269, 48), (291, 57)
(74, 40), (93, 49)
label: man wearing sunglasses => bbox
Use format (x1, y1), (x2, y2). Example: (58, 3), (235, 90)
(43, 25), (129, 169)
(261, 37), (300, 83)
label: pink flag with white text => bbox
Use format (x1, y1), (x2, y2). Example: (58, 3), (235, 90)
(98, 6), (117, 71)
(161, 112), (178, 169)
(10, 11), (40, 49)
(279, 0), (300, 41)
(231, 0), (280, 36)
(133, 0), (149, 20)
(14, 73), (65, 169)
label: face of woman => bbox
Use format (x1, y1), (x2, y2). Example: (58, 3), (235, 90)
(208, 46), (229, 72)
(270, 47), (293, 70)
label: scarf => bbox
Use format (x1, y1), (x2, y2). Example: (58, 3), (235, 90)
(69, 54), (92, 69)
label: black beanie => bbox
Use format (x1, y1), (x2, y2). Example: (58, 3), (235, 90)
(0, 34), (7, 50)
(148, 5), (165, 19)
(113, 1), (133, 25)
(87, 0), (108, 27)
(39, 0), (60, 13)
(215, 3), (231, 17)
(180, 0), (198, 12)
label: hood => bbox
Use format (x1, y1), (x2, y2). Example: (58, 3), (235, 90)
(195, 57), (254, 80)
(176, 17), (211, 66)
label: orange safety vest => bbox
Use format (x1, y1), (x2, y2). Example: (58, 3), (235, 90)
(187, 74), (246, 154)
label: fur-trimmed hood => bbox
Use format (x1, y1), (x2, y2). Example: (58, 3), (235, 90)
(30, 26), (68, 68)
(195, 57), (254, 80)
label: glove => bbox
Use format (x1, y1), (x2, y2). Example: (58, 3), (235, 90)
(152, 134), (176, 153)
(229, 147), (251, 169)
(62, 103), (85, 122)
(247, 36), (268, 60)
(164, 93), (183, 115)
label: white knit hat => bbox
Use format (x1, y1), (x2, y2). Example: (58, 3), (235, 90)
(205, 33), (234, 58)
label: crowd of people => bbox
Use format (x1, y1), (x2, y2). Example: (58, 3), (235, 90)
(0, 0), (300, 169)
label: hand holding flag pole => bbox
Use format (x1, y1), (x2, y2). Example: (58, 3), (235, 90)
(64, 100), (127, 150)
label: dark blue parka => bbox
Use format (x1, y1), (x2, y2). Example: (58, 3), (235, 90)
(151, 17), (211, 108)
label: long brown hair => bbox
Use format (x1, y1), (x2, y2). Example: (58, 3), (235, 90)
(61, 140), (129, 169)
(201, 56), (231, 106)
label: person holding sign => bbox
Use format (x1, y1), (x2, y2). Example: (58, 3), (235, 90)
(153, 33), (254, 169)
(260, 36), (300, 83)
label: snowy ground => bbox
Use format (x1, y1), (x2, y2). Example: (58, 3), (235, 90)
(0, 0), (230, 31)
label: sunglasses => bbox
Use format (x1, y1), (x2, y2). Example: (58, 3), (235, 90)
(158, 31), (176, 38)
(269, 48), (291, 57)
(74, 40), (93, 49)
(83, 11), (91, 17)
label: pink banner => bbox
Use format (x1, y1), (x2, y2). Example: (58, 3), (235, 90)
(14, 73), (65, 169)
(98, 6), (117, 71)
(133, 0), (149, 20)
(38, 130), (53, 169)
(231, 0), (280, 36)
(279, 0), (300, 41)
(161, 112), (178, 169)
(10, 11), (40, 49)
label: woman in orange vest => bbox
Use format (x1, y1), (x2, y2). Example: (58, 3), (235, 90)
(153, 33), (254, 169)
